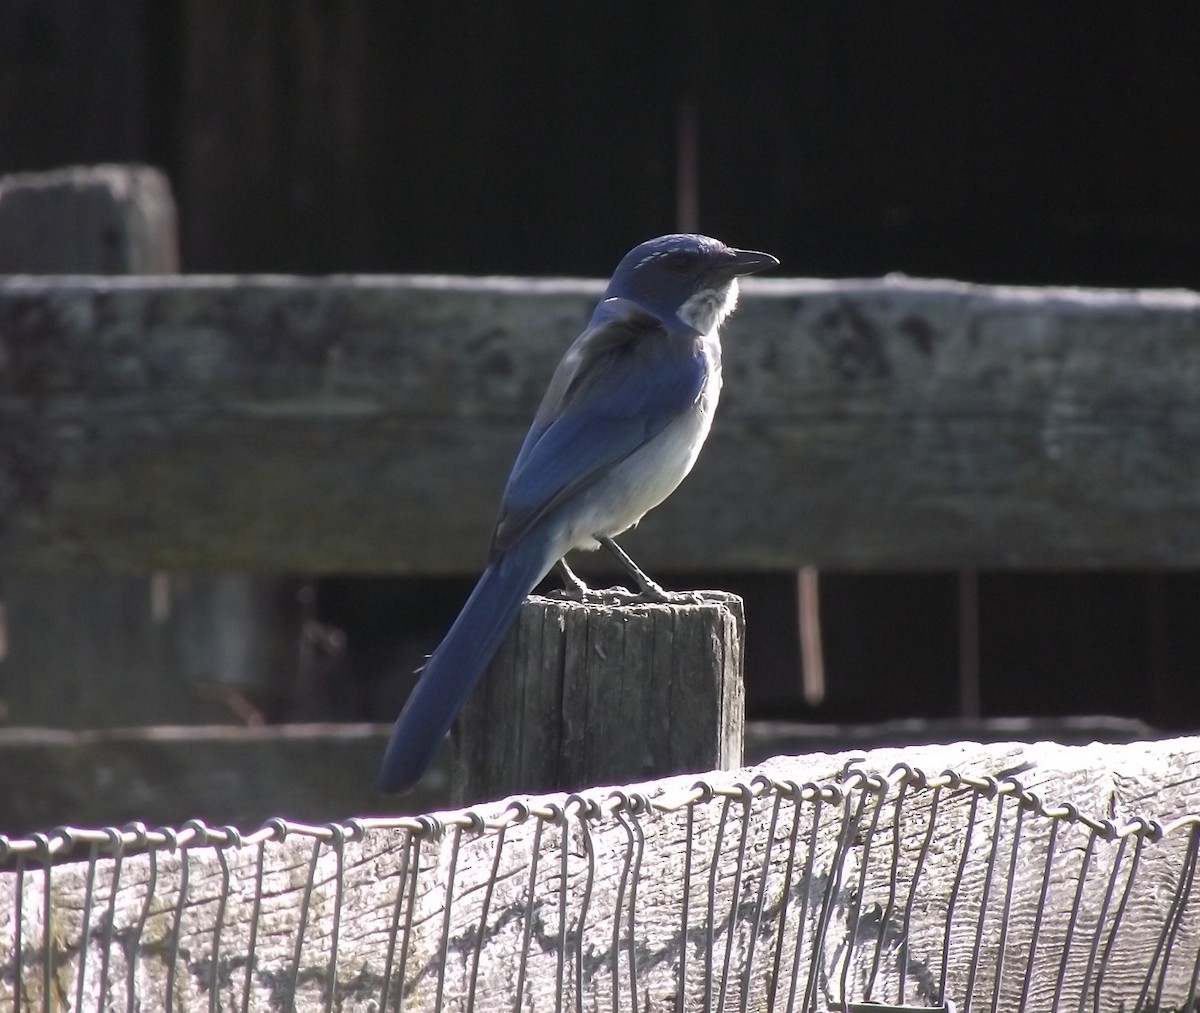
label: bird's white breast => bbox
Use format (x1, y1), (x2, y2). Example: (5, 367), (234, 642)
(556, 331), (723, 553)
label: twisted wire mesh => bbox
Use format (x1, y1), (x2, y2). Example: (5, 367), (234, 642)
(2, 743), (1199, 1011)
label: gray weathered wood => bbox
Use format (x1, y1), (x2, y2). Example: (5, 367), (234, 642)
(3, 739), (1200, 1011)
(0, 575), (215, 729)
(453, 591), (745, 803)
(0, 166), (301, 728)
(1, 275), (1199, 572)
(0, 166), (194, 730)
(0, 715), (1151, 837)
(0, 165), (179, 274)
(0, 572), (303, 729)
(0, 723), (448, 838)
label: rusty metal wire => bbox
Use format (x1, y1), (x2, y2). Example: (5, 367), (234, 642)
(2, 753), (1200, 1011)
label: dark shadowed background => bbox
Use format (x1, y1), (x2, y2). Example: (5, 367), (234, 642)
(2, 3), (1199, 739)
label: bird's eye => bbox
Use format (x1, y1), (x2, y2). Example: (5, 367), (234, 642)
(666, 252), (700, 274)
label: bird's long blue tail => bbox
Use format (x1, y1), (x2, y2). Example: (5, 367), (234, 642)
(377, 533), (557, 793)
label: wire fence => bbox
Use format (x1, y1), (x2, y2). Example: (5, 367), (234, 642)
(2, 741), (1200, 1011)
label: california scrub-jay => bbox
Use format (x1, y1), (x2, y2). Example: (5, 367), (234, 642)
(378, 234), (778, 793)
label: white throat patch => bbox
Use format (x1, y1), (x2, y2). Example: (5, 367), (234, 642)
(676, 278), (740, 334)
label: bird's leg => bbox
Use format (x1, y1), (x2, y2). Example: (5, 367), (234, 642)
(597, 535), (672, 602)
(551, 558), (636, 604)
(555, 558), (591, 599)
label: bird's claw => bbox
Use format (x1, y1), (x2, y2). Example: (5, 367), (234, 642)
(632, 587), (711, 605)
(546, 584), (634, 605)
(545, 584), (707, 607)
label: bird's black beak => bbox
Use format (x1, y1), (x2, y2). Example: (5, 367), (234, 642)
(726, 248), (780, 277)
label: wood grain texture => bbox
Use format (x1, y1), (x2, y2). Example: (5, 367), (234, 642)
(453, 591), (745, 802)
(0, 723), (443, 837)
(0, 165), (179, 274)
(3, 739), (1200, 1012)
(1, 275), (1199, 572)
(0, 166), (301, 731)
(0, 572), (302, 729)
(0, 717), (1150, 838)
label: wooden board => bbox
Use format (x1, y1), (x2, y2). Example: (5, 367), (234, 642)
(2, 275), (1199, 572)
(0, 717), (1155, 839)
(3, 739), (1200, 1011)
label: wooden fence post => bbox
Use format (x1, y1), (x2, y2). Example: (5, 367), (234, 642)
(453, 591), (745, 803)
(0, 164), (179, 273)
(0, 165), (297, 729)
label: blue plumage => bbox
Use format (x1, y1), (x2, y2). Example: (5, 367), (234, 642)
(378, 234), (777, 794)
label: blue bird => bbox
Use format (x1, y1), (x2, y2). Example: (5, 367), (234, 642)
(378, 234), (778, 793)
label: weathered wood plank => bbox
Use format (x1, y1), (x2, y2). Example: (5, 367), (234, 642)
(0, 165), (179, 274)
(0, 723), (448, 838)
(0, 572), (304, 729)
(1, 275), (1199, 572)
(0, 717), (1153, 838)
(0, 166), (301, 729)
(3, 739), (1200, 1011)
(454, 592), (745, 802)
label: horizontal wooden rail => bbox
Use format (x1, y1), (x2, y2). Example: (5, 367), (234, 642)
(0, 717), (1152, 837)
(2, 274), (1198, 572)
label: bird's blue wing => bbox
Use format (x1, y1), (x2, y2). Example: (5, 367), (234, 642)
(491, 302), (706, 554)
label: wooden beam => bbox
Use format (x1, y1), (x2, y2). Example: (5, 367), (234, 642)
(2, 275), (1199, 572)
(0, 716), (1153, 838)
(0, 723), (429, 838)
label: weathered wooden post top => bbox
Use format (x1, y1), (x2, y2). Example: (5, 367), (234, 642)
(455, 590), (746, 802)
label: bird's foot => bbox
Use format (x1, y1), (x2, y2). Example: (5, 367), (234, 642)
(626, 576), (673, 603)
(549, 552), (707, 606)
(546, 583), (710, 607)
(552, 558), (597, 600)
(545, 583), (638, 606)
(627, 585), (713, 605)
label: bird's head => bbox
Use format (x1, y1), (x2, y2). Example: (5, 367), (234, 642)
(603, 234), (778, 334)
